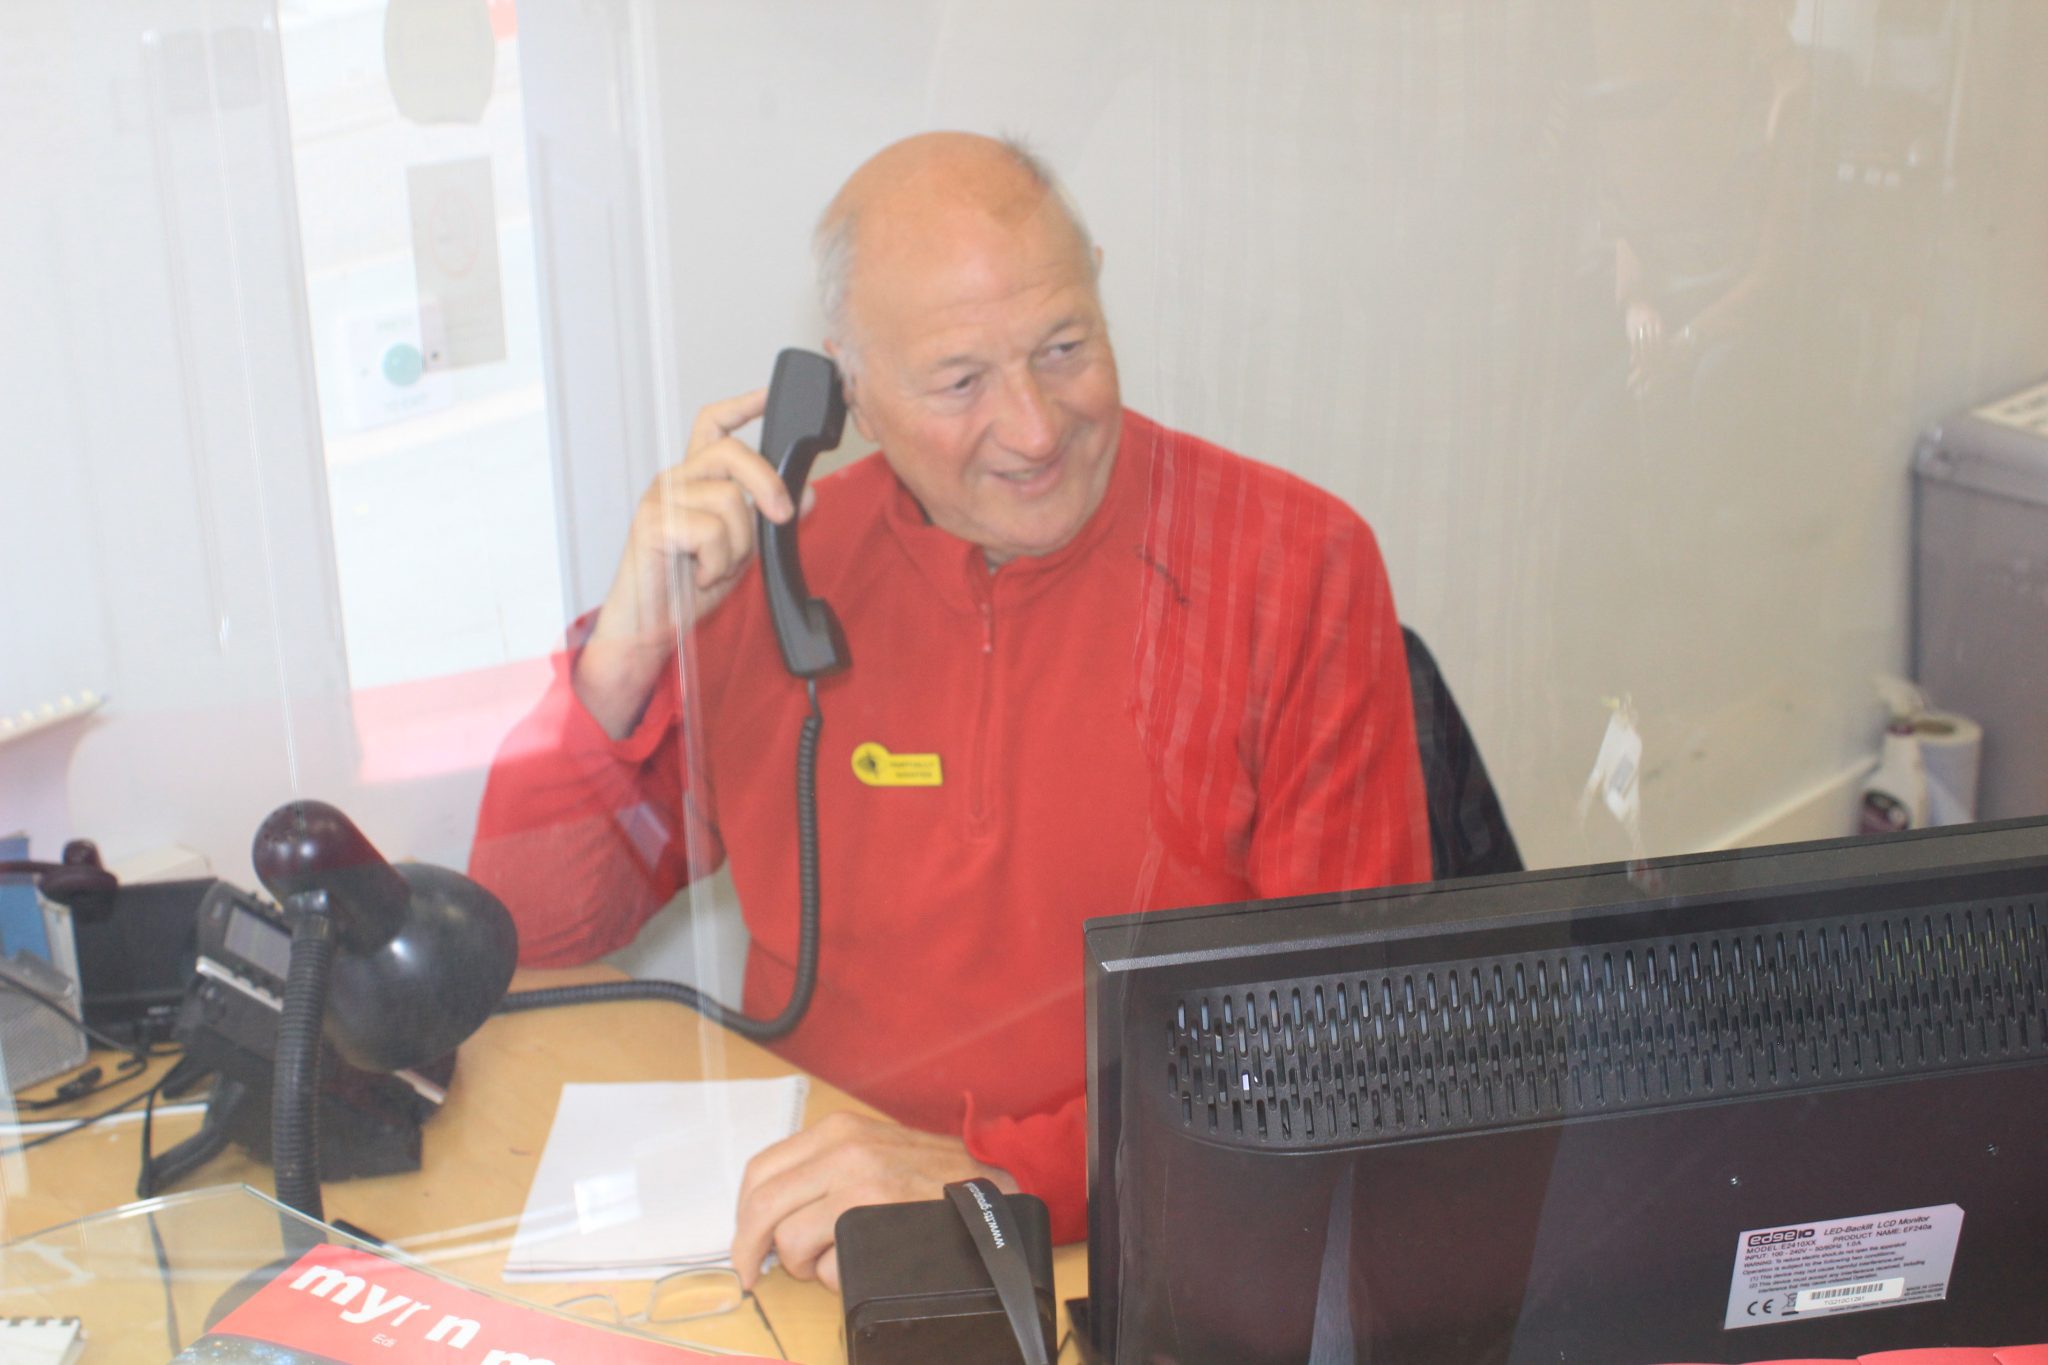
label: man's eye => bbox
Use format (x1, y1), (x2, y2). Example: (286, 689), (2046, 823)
(944, 373), (979, 395)
(1044, 340), (1083, 361)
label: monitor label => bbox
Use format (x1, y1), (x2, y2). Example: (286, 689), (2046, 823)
(1723, 1204), (1963, 1331)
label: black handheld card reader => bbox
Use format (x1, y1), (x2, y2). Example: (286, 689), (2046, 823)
(837, 1179), (1056, 1365)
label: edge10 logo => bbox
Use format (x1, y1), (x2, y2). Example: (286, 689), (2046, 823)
(1747, 1228), (1817, 1248)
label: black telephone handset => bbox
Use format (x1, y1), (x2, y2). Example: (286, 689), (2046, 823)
(757, 348), (850, 678)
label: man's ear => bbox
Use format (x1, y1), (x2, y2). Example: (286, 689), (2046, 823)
(823, 339), (876, 444)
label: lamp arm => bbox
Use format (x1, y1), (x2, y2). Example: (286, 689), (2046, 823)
(273, 891), (337, 1223)
(0, 839), (119, 918)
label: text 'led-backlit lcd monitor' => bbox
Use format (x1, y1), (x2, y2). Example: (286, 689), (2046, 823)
(1085, 818), (2048, 1364)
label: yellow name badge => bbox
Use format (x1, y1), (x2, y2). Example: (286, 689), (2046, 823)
(851, 742), (943, 788)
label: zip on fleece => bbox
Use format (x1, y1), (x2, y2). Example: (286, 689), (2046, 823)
(971, 596), (996, 830)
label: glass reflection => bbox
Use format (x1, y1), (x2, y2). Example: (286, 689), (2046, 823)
(3, 5), (2047, 1362)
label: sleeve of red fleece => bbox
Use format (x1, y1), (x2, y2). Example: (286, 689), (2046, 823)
(468, 620), (723, 967)
(1247, 509), (1431, 898)
(961, 1092), (1089, 1246)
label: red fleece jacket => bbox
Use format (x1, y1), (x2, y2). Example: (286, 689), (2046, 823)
(469, 410), (1430, 1242)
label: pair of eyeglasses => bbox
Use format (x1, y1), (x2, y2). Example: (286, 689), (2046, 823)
(554, 1266), (785, 1358)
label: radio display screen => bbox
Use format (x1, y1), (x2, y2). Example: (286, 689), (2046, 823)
(224, 903), (292, 981)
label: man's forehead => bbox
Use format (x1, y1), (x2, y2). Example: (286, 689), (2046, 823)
(857, 187), (1082, 275)
(850, 200), (1097, 355)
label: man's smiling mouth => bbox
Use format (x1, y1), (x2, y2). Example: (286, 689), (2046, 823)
(991, 455), (1063, 489)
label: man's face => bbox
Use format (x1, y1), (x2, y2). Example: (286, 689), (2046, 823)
(837, 197), (1121, 566)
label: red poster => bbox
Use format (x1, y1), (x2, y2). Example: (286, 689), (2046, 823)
(173, 1245), (774, 1364)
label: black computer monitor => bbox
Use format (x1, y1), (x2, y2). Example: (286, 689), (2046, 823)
(1084, 819), (2048, 1364)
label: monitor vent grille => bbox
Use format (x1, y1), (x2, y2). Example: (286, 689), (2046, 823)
(1157, 898), (2048, 1149)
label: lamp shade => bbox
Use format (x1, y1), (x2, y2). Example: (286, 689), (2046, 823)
(252, 801), (518, 1073)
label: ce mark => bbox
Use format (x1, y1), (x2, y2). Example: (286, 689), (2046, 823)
(1747, 1298), (1778, 1317)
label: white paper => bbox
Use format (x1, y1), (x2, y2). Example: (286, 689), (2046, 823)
(505, 1077), (808, 1282)
(1579, 703), (1644, 826)
(0, 1315), (83, 1364)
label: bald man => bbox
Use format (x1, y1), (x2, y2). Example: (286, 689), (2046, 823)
(470, 133), (1429, 1292)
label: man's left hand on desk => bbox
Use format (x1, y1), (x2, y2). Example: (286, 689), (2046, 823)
(731, 1109), (1017, 1293)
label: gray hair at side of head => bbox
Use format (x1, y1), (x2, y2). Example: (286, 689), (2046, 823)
(811, 134), (1097, 377)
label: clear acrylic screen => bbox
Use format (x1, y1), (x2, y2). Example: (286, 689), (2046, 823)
(4, 3), (2046, 1361)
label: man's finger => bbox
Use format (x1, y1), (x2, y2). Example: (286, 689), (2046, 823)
(687, 388), (770, 455)
(767, 1195), (842, 1284)
(732, 1149), (834, 1288)
(739, 1118), (847, 1200)
(686, 435), (796, 522)
(673, 479), (755, 587)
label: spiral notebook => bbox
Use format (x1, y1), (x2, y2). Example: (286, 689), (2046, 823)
(505, 1077), (808, 1282)
(0, 1316), (84, 1364)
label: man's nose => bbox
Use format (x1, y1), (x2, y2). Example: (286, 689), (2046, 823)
(992, 369), (1060, 460)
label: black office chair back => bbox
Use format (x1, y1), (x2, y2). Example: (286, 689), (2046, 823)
(1402, 627), (1523, 880)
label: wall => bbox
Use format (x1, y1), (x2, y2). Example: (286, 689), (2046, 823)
(0, 2), (367, 888)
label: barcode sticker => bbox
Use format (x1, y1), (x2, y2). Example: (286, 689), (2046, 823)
(1724, 1204), (1962, 1331)
(1795, 1278), (1904, 1311)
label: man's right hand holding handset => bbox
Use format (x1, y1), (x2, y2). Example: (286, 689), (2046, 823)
(573, 388), (816, 739)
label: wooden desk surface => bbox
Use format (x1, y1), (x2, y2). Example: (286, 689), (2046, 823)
(2, 966), (1089, 1362)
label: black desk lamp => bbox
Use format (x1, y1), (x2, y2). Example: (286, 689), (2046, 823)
(249, 800), (517, 1222)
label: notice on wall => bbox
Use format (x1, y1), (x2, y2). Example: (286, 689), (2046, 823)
(1975, 378), (2048, 437)
(408, 155), (507, 369)
(1723, 1203), (1962, 1331)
